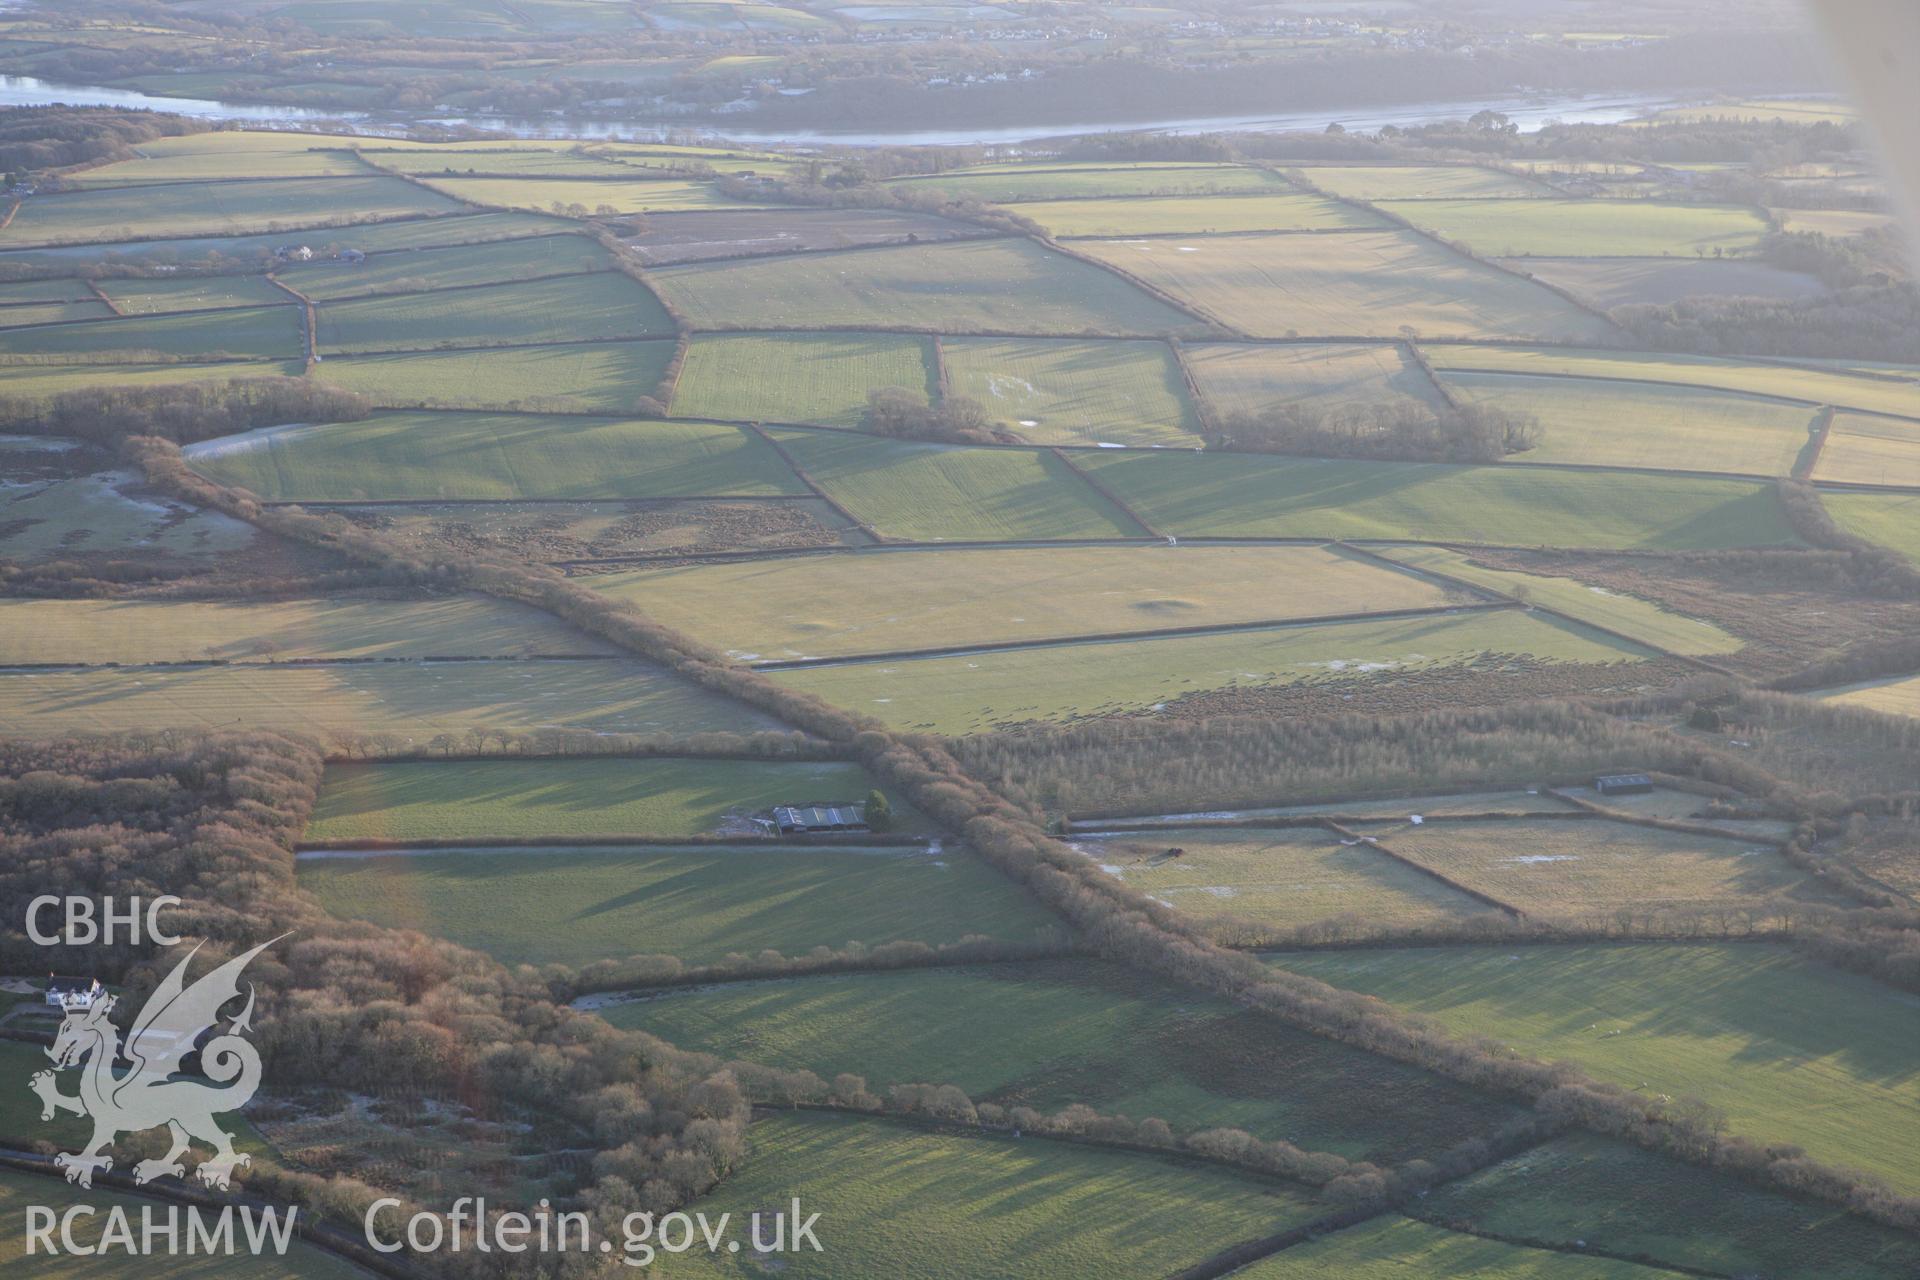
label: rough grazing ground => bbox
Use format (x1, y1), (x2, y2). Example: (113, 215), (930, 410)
(1072, 230), (1622, 340)
(1076, 451), (1800, 549)
(592, 543), (1462, 659)
(1423, 1133), (1920, 1280)
(622, 207), (985, 264)
(941, 337), (1200, 445)
(339, 498), (851, 562)
(1279, 944), (1920, 1194)
(671, 332), (934, 427)
(772, 610), (1647, 735)
(188, 413), (806, 500)
(605, 961), (1520, 1162)
(297, 845), (1056, 966)
(308, 757), (919, 841)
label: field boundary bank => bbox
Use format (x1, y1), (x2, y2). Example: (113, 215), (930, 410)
(82, 278), (123, 316)
(297, 266), (616, 309)
(266, 274), (320, 367)
(1056, 226), (1384, 241)
(636, 227), (1014, 270)
(1322, 819), (1527, 917)
(1047, 445), (1167, 537)
(1794, 406), (1836, 480)
(744, 422), (880, 541)
(0, 1148), (430, 1280)
(746, 602), (1517, 671)
(1036, 233), (1240, 335)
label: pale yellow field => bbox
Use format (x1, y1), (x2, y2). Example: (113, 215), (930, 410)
(591, 543), (1467, 659)
(1185, 341), (1444, 417)
(1072, 232), (1618, 341)
(1810, 411), (1920, 487)
(1817, 673), (1920, 719)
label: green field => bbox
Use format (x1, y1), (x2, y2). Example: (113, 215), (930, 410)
(1278, 943), (1920, 1193)
(650, 239), (1203, 335)
(1021, 192), (1383, 236)
(1812, 411), (1920, 487)
(1381, 546), (1743, 654)
(312, 340), (673, 412)
(69, 145), (370, 184)
(0, 659), (777, 739)
(1378, 198), (1769, 257)
(1422, 1133), (1920, 1280)
(0, 359), (304, 401)
(1184, 340), (1443, 419)
(606, 962), (1520, 1162)
(1292, 165), (1553, 199)
(0, 1168), (365, 1279)
(0, 211), (566, 270)
(95, 275), (293, 314)
(941, 337), (1200, 444)
(1076, 451), (1800, 550)
(0, 300), (112, 326)
(308, 757), (918, 841)
(278, 231), (613, 299)
(0, 595), (609, 664)
(1072, 231), (1618, 341)
(1235, 1215), (1671, 1279)
(1823, 490), (1920, 564)
(773, 609), (1648, 734)
(671, 333), (934, 427)
(1443, 371), (1821, 476)
(667, 1111), (1310, 1280)
(298, 844), (1055, 966)
(889, 163), (1287, 202)
(592, 544), (1464, 659)
(1425, 344), (1920, 420)
(416, 175), (749, 212)
(0, 306), (305, 361)
(187, 412), (805, 500)
(315, 271), (672, 352)
(769, 430), (1140, 541)
(1072, 827), (1496, 935)
(0, 176), (467, 245)
(1381, 817), (1842, 914)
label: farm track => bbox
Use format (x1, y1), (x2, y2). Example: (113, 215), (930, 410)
(746, 601), (1519, 670)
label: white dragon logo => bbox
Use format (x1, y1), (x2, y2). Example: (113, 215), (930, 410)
(29, 936), (282, 1191)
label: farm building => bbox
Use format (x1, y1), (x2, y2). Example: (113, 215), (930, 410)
(772, 803), (870, 835)
(1595, 773), (1655, 796)
(45, 976), (102, 1010)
